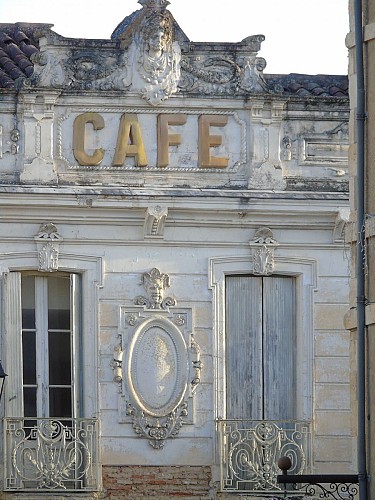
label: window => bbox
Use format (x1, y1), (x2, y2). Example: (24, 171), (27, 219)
(4, 272), (81, 419)
(21, 274), (80, 420)
(225, 275), (296, 420)
(3, 263), (100, 491)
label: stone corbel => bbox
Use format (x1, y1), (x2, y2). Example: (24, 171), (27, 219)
(333, 207), (350, 243)
(143, 205), (168, 239)
(250, 227), (279, 276)
(34, 222), (63, 272)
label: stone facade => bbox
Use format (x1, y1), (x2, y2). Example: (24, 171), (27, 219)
(0, 0), (353, 498)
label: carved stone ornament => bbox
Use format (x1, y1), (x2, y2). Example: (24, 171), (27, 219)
(118, 271), (201, 448)
(333, 207), (350, 243)
(6, 128), (20, 155)
(126, 401), (188, 449)
(144, 205), (168, 238)
(134, 267), (176, 309)
(121, 313), (201, 448)
(125, 6), (181, 105)
(138, 0), (170, 9)
(29, 3), (277, 100)
(111, 344), (124, 384)
(34, 223), (63, 272)
(250, 227), (278, 276)
(190, 335), (202, 394)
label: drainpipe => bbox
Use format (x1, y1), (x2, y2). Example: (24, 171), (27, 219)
(354, 0), (367, 498)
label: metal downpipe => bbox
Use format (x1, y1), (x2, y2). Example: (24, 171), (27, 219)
(354, 0), (367, 498)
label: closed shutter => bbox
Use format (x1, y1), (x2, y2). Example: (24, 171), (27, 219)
(225, 275), (296, 420)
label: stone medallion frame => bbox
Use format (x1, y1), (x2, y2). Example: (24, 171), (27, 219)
(116, 273), (201, 449)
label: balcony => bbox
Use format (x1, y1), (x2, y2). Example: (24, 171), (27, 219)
(4, 417), (99, 491)
(218, 419), (311, 493)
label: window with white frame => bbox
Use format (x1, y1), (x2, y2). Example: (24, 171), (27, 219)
(20, 273), (80, 420)
(3, 272), (81, 419)
(3, 270), (100, 492)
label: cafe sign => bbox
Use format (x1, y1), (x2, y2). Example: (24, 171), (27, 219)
(58, 109), (246, 171)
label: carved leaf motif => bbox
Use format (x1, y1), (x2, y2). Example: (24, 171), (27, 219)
(180, 56), (240, 95)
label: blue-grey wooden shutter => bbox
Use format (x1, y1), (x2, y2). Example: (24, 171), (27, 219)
(262, 276), (296, 420)
(225, 276), (263, 419)
(225, 275), (296, 420)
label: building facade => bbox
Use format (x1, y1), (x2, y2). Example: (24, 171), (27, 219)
(0, 1), (353, 498)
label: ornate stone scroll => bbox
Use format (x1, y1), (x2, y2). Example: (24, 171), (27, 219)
(34, 222), (63, 272)
(250, 227), (278, 276)
(117, 269), (201, 448)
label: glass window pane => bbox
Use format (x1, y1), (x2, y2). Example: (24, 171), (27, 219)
(22, 331), (36, 384)
(48, 276), (70, 330)
(49, 388), (72, 418)
(49, 331), (71, 385)
(23, 387), (37, 418)
(21, 275), (35, 329)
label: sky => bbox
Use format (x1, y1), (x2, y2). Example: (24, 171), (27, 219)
(0, 0), (349, 75)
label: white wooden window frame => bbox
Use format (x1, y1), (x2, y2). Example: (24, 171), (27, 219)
(0, 251), (103, 420)
(20, 274), (79, 419)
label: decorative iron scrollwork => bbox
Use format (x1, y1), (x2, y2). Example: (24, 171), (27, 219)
(5, 418), (99, 491)
(277, 456), (359, 500)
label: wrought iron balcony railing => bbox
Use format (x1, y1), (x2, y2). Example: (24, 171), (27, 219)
(4, 417), (100, 491)
(218, 419), (311, 493)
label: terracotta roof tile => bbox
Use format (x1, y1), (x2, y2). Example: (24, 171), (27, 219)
(265, 73), (349, 98)
(0, 24), (40, 87)
(0, 67), (14, 87)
